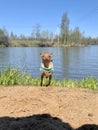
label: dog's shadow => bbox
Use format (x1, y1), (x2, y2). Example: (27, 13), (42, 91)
(0, 113), (98, 130)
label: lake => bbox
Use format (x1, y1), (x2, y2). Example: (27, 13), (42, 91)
(0, 45), (98, 80)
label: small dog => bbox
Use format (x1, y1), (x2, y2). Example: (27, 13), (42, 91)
(40, 52), (54, 87)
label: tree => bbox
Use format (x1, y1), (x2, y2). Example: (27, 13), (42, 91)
(60, 12), (70, 44)
(19, 34), (26, 40)
(0, 28), (9, 47)
(10, 32), (17, 40)
(32, 24), (41, 40)
(73, 27), (82, 44)
(49, 32), (54, 42)
(41, 30), (49, 40)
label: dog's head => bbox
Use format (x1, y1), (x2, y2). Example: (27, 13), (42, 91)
(40, 52), (52, 63)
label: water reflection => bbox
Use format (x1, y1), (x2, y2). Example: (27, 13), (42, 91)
(0, 46), (98, 80)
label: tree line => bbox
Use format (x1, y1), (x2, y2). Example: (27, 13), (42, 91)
(0, 12), (98, 47)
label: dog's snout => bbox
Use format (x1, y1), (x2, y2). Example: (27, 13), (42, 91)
(42, 56), (50, 61)
(44, 57), (49, 61)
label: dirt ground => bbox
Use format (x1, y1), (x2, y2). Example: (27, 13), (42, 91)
(0, 86), (98, 129)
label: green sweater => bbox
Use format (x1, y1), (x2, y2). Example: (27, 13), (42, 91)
(40, 62), (54, 72)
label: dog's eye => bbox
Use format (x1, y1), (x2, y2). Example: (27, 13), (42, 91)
(49, 55), (51, 58)
(42, 56), (44, 58)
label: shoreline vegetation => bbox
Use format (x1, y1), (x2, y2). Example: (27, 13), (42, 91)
(0, 38), (98, 48)
(0, 67), (98, 91)
(1, 39), (98, 48)
(9, 40), (87, 47)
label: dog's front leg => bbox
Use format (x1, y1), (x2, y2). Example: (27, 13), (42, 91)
(40, 73), (44, 86)
(46, 74), (52, 87)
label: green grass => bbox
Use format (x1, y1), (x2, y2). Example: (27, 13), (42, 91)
(0, 67), (98, 91)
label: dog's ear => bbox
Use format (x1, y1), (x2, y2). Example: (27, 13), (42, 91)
(49, 53), (53, 57)
(40, 53), (43, 57)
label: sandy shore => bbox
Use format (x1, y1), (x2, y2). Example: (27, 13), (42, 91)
(0, 86), (98, 129)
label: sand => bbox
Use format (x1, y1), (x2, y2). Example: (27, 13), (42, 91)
(0, 86), (98, 129)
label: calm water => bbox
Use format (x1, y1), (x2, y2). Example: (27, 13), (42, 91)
(0, 45), (98, 80)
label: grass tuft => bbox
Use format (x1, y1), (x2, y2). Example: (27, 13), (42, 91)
(0, 67), (98, 91)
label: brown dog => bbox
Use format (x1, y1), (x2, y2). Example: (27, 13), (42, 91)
(40, 52), (54, 87)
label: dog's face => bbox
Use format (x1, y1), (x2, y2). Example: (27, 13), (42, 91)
(40, 52), (52, 63)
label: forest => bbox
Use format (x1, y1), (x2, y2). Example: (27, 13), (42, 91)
(0, 12), (98, 47)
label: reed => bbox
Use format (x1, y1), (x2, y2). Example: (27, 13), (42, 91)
(0, 67), (98, 90)
(0, 67), (33, 86)
(79, 77), (98, 90)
